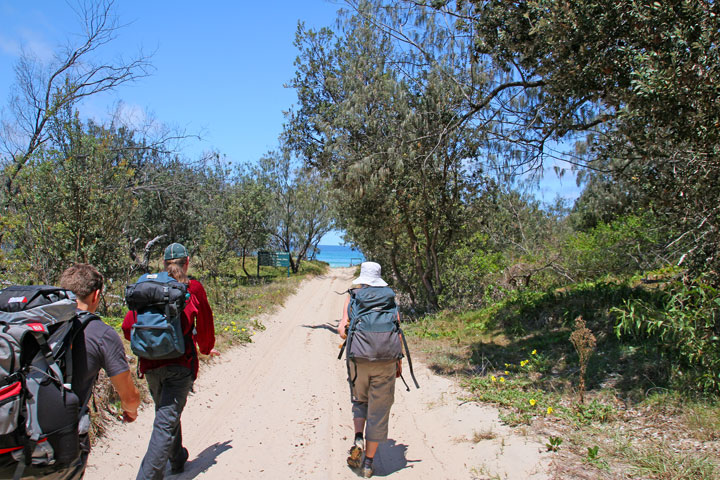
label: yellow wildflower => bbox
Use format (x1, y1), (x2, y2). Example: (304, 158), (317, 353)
(529, 399), (536, 406)
(231, 321), (236, 326)
(504, 370), (510, 375)
(531, 349), (537, 355)
(547, 407), (553, 414)
(491, 375), (497, 382)
(499, 377), (505, 383)
(241, 328), (246, 332)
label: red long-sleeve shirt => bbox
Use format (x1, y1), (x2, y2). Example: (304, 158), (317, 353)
(122, 278), (215, 379)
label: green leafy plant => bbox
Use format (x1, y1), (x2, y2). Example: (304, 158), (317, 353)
(573, 399), (616, 425)
(546, 436), (563, 452)
(614, 278), (720, 394)
(586, 445), (599, 460)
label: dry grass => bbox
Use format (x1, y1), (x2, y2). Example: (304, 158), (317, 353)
(472, 428), (497, 442)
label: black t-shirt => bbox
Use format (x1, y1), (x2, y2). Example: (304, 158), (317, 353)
(72, 313), (130, 406)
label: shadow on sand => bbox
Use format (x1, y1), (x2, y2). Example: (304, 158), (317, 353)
(170, 440), (233, 479)
(372, 439), (419, 477)
(301, 322), (339, 334)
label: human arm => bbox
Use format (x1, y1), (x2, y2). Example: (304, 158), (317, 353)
(109, 370), (140, 422)
(189, 280), (216, 355)
(339, 295), (351, 339)
(100, 326), (139, 421)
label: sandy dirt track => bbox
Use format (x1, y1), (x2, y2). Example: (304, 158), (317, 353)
(85, 268), (549, 479)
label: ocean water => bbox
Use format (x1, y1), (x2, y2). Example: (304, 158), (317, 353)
(313, 244), (365, 267)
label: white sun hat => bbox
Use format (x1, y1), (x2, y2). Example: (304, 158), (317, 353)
(353, 261), (388, 287)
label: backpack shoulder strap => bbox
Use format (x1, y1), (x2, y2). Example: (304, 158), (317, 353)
(76, 311), (100, 327)
(64, 311), (100, 389)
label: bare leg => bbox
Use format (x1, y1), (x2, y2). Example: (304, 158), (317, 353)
(353, 418), (366, 434)
(365, 440), (379, 458)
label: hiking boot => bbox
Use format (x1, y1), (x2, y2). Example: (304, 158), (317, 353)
(171, 447), (189, 474)
(360, 458), (374, 478)
(346, 437), (364, 469)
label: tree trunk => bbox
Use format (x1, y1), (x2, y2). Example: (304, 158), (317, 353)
(241, 247), (251, 278)
(389, 247), (417, 310)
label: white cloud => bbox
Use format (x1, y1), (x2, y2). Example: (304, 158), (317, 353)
(0, 26), (55, 66)
(17, 27), (55, 64)
(0, 33), (21, 57)
(115, 102), (148, 129)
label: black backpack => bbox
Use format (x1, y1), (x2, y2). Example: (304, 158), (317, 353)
(125, 272), (188, 360)
(0, 286), (95, 479)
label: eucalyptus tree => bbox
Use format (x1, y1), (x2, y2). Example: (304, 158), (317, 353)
(224, 165), (272, 277)
(259, 150), (333, 273)
(411, 0), (720, 279)
(0, 0), (152, 208)
(3, 114), (139, 283)
(287, 2), (494, 310)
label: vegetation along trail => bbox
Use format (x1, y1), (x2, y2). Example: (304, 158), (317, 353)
(85, 268), (548, 479)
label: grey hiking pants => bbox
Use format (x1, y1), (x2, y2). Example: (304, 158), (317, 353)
(350, 360), (397, 443)
(136, 365), (194, 480)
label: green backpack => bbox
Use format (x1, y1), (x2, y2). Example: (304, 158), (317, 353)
(338, 286), (419, 390)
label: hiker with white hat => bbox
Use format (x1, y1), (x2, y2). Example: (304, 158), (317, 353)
(337, 261), (405, 477)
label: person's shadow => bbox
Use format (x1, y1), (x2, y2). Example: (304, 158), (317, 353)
(169, 440), (233, 479)
(372, 439), (419, 476)
(301, 322), (339, 334)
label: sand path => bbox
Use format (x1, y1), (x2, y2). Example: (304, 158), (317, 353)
(85, 268), (549, 479)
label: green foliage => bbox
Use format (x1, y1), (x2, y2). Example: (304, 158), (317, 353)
(460, 0), (720, 280)
(465, 375), (561, 426)
(259, 151), (333, 273)
(586, 445), (599, 460)
(439, 232), (507, 309)
(286, 4), (495, 311)
(3, 116), (138, 283)
(563, 212), (668, 281)
(573, 400), (616, 425)
(546, 436), (563, 452)
(614, 278), (720, 394)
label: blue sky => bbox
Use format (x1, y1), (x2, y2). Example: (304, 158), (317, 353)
(0, 1), (580, 246)
(0, 1), (342, 162)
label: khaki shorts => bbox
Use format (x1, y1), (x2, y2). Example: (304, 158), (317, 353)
(350, 360), (397, 442)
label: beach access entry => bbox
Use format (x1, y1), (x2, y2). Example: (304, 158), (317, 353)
(257, 251), (291, 277)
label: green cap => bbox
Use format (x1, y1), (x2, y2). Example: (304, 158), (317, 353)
(164, 242), (188, 260)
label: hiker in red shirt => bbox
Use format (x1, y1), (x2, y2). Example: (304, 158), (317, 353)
(122, 242), (217, 479)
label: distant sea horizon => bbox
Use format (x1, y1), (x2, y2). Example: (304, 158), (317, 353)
(313, 244), (365, 268)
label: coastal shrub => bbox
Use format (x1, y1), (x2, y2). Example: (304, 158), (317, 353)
(563, 211), (668, 281)
(439, 232), (506, 309)
(614, 278), (720, 394)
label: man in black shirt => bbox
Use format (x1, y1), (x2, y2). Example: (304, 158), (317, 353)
(59, 264), (141, 478)
(0, 264), (140, 479)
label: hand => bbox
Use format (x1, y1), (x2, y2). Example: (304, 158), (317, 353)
(396, 360), (402, 378)
(122, 410), (138, 423)
(208, 348), (220, 357)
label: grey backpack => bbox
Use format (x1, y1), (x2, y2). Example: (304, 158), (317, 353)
(0, 286), (93, 479)
(339, 286), (419, 390)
